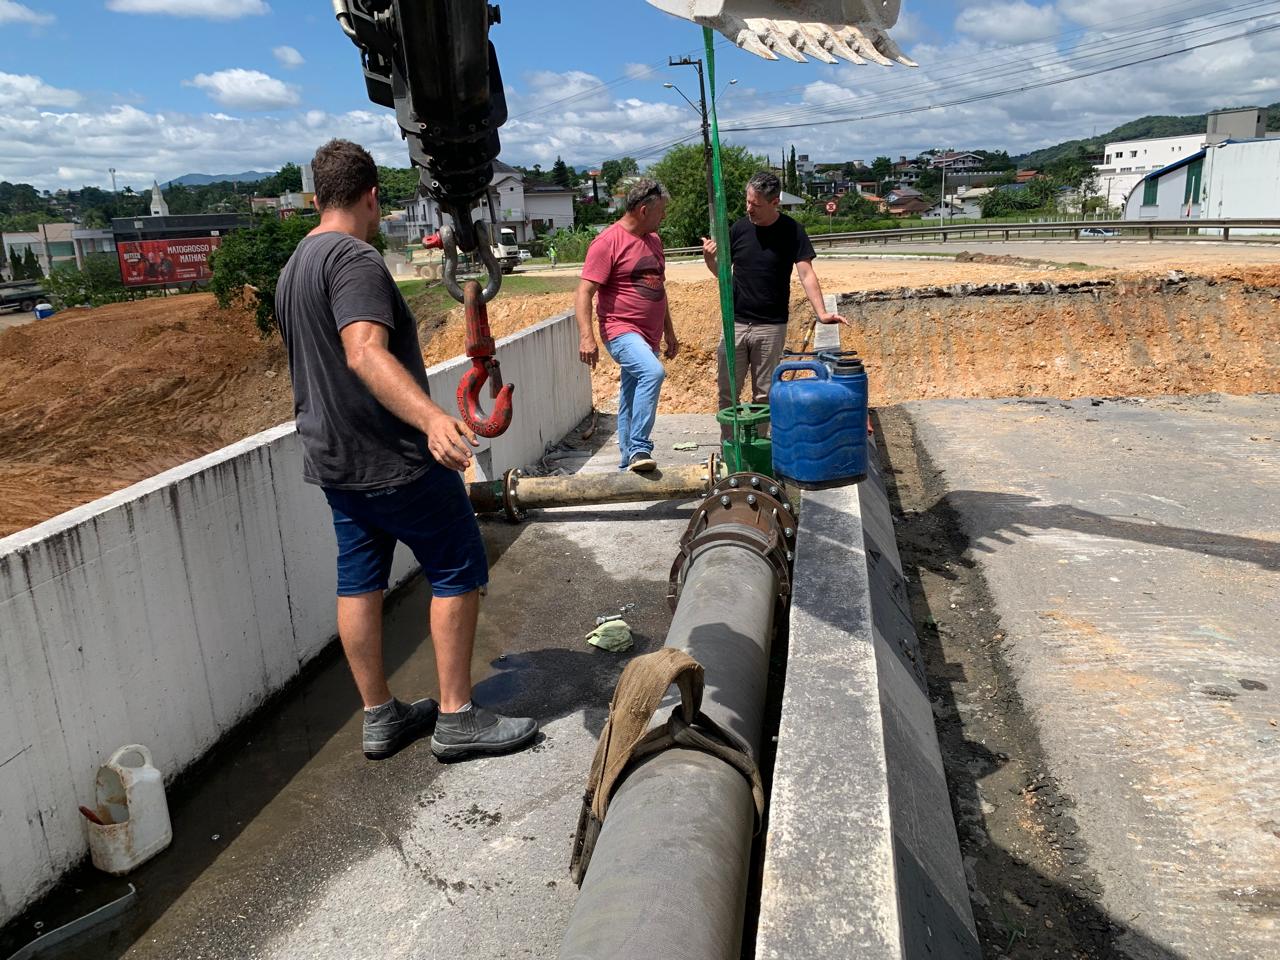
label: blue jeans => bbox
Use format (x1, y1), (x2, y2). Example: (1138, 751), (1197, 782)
(606, 332), (665, 470)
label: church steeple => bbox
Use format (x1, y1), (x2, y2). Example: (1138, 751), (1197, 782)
(150, 180), (169, 217)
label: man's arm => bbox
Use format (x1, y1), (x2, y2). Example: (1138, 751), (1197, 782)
(795, 259), (847, 325)
(662, 300), (679, 360)
(701, 236), (717, 275)
(575, 278), (600, 367)
(339, 321), (477, 470)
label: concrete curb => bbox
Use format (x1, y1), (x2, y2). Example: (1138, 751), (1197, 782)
(756, 314), (978, 958)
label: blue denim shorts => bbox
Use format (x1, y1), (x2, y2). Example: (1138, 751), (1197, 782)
(323, 464), (488, 598)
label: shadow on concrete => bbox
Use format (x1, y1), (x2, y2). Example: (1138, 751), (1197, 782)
(906, 491), (1280, 579)
(0, 525), (526, 960)
(872, 409), (1191, 960)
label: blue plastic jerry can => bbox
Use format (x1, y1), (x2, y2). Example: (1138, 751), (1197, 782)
(769, 359), (868, 489)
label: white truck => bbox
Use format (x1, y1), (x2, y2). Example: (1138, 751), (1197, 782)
(491, 227), (520, 274)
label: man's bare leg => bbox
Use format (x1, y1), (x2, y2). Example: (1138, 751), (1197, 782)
(431, 589), (478, 713)
(337, 591), (393, 708)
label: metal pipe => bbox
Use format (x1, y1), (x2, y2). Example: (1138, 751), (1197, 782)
(468, 457), (719, 521)
(559, 488), (789, 960)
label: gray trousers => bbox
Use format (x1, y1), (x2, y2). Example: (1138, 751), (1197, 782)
(716, 322), (788, 440)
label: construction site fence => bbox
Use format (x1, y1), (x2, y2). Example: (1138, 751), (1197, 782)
(0, 309), (591, 926)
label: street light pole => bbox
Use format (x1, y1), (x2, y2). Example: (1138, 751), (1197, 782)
(668, 56), (714, 233)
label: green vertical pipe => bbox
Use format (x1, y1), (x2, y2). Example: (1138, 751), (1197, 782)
(703, 26), (743, 472)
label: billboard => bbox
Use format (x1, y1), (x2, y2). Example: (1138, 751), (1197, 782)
(116, 236), (222, 288)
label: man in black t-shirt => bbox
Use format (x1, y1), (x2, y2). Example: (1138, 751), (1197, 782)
(702, 171), (846, 439)
(276, 139), (536, 762)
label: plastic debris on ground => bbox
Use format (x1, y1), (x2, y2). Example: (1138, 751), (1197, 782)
(586, 619), (633, 653)
(672, 441), (699, 451)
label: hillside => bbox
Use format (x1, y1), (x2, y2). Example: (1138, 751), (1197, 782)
(164, 171), (275, 187)
(1015, 102), (1280, 168)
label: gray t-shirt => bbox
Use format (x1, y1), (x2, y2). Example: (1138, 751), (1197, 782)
(276, 231), (433, 489)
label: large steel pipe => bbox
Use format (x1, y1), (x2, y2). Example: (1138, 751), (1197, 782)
(559, 485), (792, 960)
(469, 457), (719, 521)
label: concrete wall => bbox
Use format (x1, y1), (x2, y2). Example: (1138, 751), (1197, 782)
(0, 312), (590, 925)
(757, 317), (977, 959)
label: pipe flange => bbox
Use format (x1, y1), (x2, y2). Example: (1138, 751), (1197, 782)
(711, 472), (795, 516)
(668, 487), (797, 610)
(502, 468), (527, 523)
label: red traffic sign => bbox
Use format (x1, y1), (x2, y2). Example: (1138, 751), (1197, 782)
(825, 200), (838, 214)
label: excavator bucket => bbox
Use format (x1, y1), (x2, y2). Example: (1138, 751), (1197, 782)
(647, 0), (916, 65)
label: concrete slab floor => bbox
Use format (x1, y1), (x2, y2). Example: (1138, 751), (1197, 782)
(11, 414), (722, 960)
(906, 394), (1280, 960)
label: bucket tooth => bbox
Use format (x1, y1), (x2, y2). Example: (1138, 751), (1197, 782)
(873, 29), (918, 67)
(746, 17), (808, 62)
(837, 24), (893, 65)
(780, 20), (839, 63)
(732, 24), (780, 60)
(811, 21), (867, 64)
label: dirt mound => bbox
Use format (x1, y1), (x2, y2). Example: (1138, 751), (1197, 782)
(0, 293), (292, 536)
(3, 258), (1278, 538)
(841, 274), (1280, 406)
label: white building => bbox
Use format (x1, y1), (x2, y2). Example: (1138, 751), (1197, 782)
(1121, 150), (1205, 220)
(1094, 133), (1203, 210)
(1122, 137), (1280, 233)
(149, 181), (169, 217)
(404, 161), (575, 243)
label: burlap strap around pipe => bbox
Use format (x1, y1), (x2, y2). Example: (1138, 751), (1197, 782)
(569, 648), (765, 885)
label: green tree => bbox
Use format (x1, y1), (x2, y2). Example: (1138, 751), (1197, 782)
(870, 155), (894, 192)
(836, 192), (876, 218)
(551, 155), (573, 189)
(7, 245), (24, 280)
(209, 213), (314, 335)
(46, 253), (129, 309)
(648, 142), (764, 248)
(377, 165), (420, 208)
(600, 157), (639, 193)
(22, 247), (42, 279)
(786, 146), (798, 194)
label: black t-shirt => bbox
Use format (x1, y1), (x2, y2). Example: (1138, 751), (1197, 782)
(729, 213), (816, 324)
(276, 231), (434, 490)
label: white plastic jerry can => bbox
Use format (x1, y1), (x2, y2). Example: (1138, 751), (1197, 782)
(87, 744), (173, 875)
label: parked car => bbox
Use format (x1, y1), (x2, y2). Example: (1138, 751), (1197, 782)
(1081, 227), (1119, 238)
(517, 249), (532, 261)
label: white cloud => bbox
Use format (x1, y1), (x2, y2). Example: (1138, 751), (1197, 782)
(623, 62), (653, 81)
(187, 69), (300, 110)
(0, 71), (80, 108)
(0, 101), (404, 191)
(955, 1), (1060, 45)
(105, 0), (268, 19)
(273, 45), (304, 69)
(0, 0), (53, 24)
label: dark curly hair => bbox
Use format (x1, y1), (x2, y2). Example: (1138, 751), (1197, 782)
(311, 139), (378, 210)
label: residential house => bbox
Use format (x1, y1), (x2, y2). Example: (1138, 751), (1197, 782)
(778, 191), (806, 211)
(923, 197), (981, 219)
(930, 151), (985, 170)
(882, 187), (930, 217)
(405, 160), (576, 244)
(892, 156), (923, 185)
(71, 228), (115, 269)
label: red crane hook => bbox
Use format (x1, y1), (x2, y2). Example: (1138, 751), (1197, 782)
(457, 279), (515, 438)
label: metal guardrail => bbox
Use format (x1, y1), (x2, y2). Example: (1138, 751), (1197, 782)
(664, 218), (1280, 256)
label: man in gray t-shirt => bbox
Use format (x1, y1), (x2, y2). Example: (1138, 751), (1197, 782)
(276, 139), (536, 762)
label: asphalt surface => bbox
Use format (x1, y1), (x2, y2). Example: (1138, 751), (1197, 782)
(21, 415), (721, 960)
(906, 394), (1280, 960)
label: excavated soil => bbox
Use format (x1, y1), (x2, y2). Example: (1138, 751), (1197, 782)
(2, 259), (1279, 536)
(0, 294), (293, 536)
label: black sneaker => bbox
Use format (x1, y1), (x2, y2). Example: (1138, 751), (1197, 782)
(362, 697), (438, 760)
(430, 703), (538, 761)
(628, 451), (657, 473)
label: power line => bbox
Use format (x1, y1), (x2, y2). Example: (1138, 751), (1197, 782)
(722, 3), (1280, 130)
(721, 20), (1280, 134)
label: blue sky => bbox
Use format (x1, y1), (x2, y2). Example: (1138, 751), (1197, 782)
(2, 0), (1279, 190)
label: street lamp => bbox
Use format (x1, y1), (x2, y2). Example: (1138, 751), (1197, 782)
(666, 58), (738, 232)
